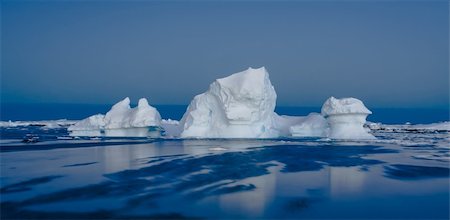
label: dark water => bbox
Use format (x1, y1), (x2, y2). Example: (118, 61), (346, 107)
(1, 141), (449, 218)
(1, 124), (449, 219)
(1, 103), (449, 124)
(0, 104), (449, 219)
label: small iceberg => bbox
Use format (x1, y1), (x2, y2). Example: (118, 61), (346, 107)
(321, 97), (375, 140)
(68, 97), (161, 137)
(172, 67), (376, 140)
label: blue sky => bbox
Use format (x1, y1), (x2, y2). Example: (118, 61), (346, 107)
(1, 0), (449, 108)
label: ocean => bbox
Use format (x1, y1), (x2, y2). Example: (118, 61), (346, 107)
(0, 103), (449, 219)
(1, 103), (449, 124)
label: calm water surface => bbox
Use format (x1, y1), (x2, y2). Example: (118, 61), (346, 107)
(0, 104), (449, 219)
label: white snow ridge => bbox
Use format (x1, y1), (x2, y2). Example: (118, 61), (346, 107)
(68, 97), (161, 137)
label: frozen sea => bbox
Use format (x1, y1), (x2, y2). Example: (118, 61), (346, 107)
(0, 104), (449, 219)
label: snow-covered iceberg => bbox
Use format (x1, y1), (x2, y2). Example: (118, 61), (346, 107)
(179, 67), (279, 138)
(3, 65), (447, 142)
(321, 97), (375, 140)
(177, 67), (374, 140)
(62, 68), (379, 140)
(68, 97), (161, 137)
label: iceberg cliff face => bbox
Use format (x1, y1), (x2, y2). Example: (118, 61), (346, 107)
(321, 97), (375, 140)
(180, 67), (279, 138)
(68, 114), (106, 137)
(68, 97), (161, 137)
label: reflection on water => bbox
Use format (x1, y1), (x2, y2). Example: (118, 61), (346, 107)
(1, 139), (449, 219)
(329, 166), (369, 197)
(217, 163), (279, 218)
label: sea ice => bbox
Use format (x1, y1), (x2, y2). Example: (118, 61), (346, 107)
(179, 67), (279, 138)
(68, 114), (106, 137)
(321, 97), (375, 140)
(366, 121), (450, 132)
(104, 98), (161, 129)
(8, 67), (440, 141)
(272, 114), (307, 137)
(177, 67), (376, 140)
(68, 97), (161, 137)
(289, 113), (329, 137)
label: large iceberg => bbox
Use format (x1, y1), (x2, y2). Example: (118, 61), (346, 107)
(64, 68), (378, 140)
(68, 97), (161, 137)
(321, 97), (375, 140)
(179, 67), (279, 138)
(177, 67), (375, 140)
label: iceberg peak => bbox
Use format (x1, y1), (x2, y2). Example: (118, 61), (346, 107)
(320, 97), (375, 140)
(180, 67), (278, 138)
(138, 98), (150, 108)
(215, 66), (270, 95)
(108, 97), (131, 113)
(321, 96), (372, 116)
(68, 97), (161, 137)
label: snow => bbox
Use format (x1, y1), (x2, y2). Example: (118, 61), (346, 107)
(272, 115), (307, 137)
(67, 97), (161, 137)
(321, 97), (372, 116)
(412, 122), (450, 131)
(325, 114), (375, 140)
(321, 97), (375, 140)
(176, 68), (376, 139)
(2, 117), (448, 145)
(68, 114), (105, 131)
(4, 68), (446, 141)
(289, 113), (329, 137)
(104, 98), (161, 129)
(179, 67), (279, 138)
(67, 114), (105, 136)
